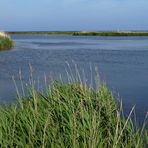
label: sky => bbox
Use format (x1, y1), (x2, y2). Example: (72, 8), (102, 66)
(0, 0), (148, 31)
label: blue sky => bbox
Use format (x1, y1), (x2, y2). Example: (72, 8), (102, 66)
(0, 0), (148, 31)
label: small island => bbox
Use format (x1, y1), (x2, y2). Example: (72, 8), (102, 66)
(0, 32), (13, 51)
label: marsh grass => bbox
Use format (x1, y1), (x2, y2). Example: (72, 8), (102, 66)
(0, 31), (13, 51)
(9, 31), (148, 36)
(0, 66), (147, 147)
(72, 31), (148, 36)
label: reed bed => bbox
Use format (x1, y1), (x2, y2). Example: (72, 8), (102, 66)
(0, 31), (13, 50)
(9, 31), (148, 36)
(0, 68), (147, 147)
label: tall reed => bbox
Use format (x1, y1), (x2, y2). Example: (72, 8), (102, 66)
(0, 66), (147, 147)
(0, 31), (13, 50)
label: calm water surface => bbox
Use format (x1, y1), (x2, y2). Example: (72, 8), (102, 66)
(0, 34), (148, 121)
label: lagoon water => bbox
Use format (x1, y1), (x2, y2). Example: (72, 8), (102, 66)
(0, 34), (148, 121)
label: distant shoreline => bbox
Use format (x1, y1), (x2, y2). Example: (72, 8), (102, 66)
(8, 31), (148, 36)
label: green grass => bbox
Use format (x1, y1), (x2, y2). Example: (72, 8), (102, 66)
(72, 31), (148, 36)
(9, 31), (148, 36)
(0, 79), (147, 147)
(0, 37), (13, 51)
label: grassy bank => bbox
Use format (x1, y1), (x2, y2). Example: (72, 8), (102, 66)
(0, 32), (13, 51)
(9, 31), (148, 36)
(0, 80), (147, 147)
(73, 31), (148, 36)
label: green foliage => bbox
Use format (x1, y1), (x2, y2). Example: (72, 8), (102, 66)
(72, 31), (148, 36)
(0, 38), (13, 51)
(0, 82), (147, 147)
(9, 31), (148, 36)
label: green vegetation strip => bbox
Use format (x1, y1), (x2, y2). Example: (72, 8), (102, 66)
(9, 31), (148, 36)
(0, 81), (147, 147)
(0, 38), (13, 51)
